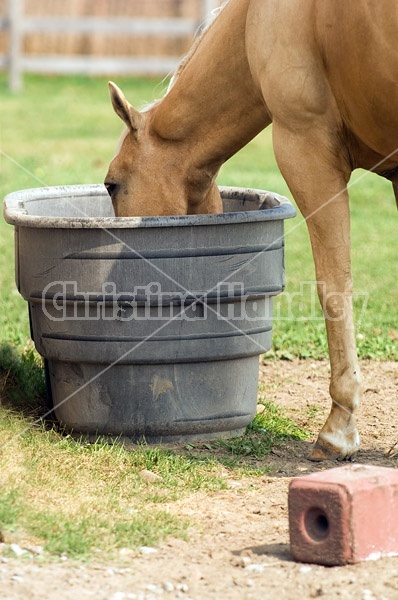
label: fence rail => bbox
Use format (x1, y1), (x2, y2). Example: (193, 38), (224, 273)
(0, 0), (221, 90)
(18, 17), (199, 35)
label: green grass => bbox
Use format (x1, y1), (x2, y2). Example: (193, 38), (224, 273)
(0, 74), (396, 559)
(0, 404), (303, 559)
(0, 411), (208, 558)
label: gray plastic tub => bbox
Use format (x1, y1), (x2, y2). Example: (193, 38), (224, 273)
(3, 184), (295, 442)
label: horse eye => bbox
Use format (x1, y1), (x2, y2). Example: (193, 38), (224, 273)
(105, 182), (118, 197)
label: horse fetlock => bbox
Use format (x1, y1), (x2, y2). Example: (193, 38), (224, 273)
(329, 367), (363, 414)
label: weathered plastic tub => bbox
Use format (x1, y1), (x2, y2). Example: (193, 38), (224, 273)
(3, 184), (295, 442)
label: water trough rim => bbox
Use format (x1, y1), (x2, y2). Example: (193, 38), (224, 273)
(3, 184), (296, 229)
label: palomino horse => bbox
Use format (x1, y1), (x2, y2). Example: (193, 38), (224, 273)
(105, 0), (398, 460)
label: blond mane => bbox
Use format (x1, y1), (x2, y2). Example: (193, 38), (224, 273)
(167, 1), (230, 92)
(141, 2), (229, 112)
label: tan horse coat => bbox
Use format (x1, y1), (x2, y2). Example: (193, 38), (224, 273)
(105, 0), (398, 460)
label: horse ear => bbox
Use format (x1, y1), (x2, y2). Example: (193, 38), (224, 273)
(108, 81), (143, 135)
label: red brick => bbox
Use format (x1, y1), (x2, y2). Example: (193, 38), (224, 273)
(288, 464), (398, 566)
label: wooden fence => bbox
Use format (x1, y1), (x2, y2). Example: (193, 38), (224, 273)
(0, 0), (222, 90)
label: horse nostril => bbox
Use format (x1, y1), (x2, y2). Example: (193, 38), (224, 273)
(104, 182), (117, 197)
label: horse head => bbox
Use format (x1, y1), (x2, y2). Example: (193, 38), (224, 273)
(104, 82), (222, 217)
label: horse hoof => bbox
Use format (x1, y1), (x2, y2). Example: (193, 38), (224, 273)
(309, 442), (339, 462)
(309, 433), (359, 462)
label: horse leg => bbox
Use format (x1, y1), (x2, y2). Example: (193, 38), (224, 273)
(272, 123), (362, 460)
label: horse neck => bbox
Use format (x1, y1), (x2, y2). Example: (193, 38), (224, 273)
(149, 0), (268, 172)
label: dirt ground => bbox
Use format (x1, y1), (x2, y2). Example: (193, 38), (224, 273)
(0, 359), (397, 600)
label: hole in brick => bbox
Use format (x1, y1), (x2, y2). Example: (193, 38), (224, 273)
(304, 508), (330, 542)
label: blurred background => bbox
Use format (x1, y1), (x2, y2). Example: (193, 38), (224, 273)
(0, 0), (222, 89)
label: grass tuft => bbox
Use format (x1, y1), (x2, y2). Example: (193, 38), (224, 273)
(215, 400), (309, 462)
(0, 342), (46, 414)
